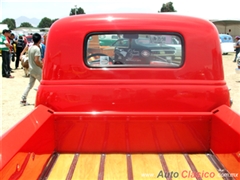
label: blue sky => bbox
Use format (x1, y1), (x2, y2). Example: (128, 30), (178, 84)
(1, 0), (240, 21)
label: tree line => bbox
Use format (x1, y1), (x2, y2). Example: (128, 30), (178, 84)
(0, 17), (59, 30)
(0, 2), (176, 30)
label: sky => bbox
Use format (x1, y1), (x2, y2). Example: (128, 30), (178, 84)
(0, 0), (240, 22)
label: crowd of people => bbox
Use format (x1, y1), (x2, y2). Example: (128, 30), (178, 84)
(0, 29), (47, 105)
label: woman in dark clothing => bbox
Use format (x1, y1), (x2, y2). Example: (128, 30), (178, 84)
(16, 35), (26, 69)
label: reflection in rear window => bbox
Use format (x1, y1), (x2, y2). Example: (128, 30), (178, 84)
(86, 33), (183, 67)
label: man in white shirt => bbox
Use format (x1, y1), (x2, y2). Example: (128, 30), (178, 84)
(0, 29), (14, 78)
(21, 33), (43, 105)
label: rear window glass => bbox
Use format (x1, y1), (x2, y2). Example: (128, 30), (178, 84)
(86, 33), (183, 67)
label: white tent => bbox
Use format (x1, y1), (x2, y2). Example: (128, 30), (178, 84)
(210, 20), (240, 38)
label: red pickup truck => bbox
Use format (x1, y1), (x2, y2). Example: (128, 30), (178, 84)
(1, 14), (239, 180)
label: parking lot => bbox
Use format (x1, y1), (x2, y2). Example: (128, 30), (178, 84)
(0, 53), (239, 135)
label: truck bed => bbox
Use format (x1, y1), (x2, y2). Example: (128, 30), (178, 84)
(1, 105), (239, 179)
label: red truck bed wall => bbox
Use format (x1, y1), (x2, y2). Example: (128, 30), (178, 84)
(0, 105), (55, 178)
(211, 105), (240, 179)
(53, 111), (212, 153)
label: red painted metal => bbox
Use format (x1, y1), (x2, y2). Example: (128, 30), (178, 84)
(43, 14), (223, 81)
(0, 105), (55, 171)
(0, 152), (52, 180)
(0, 153), (27, 179)
(36, 13), (230, 112)
(211, 105), (240, 153)
(54, 113), (211, 153)
(36, 83), (230, 112)
(210, 105), (240, 179)
(8, 152), (31, 180)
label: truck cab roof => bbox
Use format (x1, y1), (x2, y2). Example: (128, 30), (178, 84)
(43, 13), (223, 81)
(37, 13), (228, 113)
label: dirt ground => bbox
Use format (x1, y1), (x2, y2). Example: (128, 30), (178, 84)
(0, 57), (40, 135)
(0, 53), (240, 135)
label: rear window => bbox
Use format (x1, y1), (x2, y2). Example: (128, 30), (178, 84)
(86, 33), (183, 68)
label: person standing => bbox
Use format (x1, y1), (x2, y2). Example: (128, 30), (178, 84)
(41, 33), (48, 61)
(16, 35), (26, 69)
(20, 38), (34, 77)
(0, 29), (14, 78)
(34, 34), (47, 91)
(40, 42), (46, 60)
(233, 36), (240, 62)
(21, 33), (43, 105)
(9, 33), (17, 63)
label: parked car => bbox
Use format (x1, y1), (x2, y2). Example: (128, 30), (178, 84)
(164, 37), (182, 57)
(112, 35), (176, 64)
(99, 34), (120, 46)
(219, 34), (234, 55)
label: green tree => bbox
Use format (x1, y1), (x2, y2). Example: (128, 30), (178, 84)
(20, 22), (33, 27)
(38, 17), (52, 28)
(1, 18), (16, 30)
(69, 7), (85, 16)
(51, 18), (59, 25)
(158, 2), (177, 13)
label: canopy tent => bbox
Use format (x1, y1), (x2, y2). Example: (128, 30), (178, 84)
(210, 19), (240, 38)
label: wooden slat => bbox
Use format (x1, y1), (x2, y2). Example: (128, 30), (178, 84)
(131, 154), (163, 180)
(164, 154), (195, 180)
(71, 154), (101, 180)
(104, 154), (128, 180)
(48, 154), (74, 180)
(189, 154), (223, 180)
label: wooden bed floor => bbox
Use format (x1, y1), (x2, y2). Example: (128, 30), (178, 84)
(40, 153), (228, 180)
